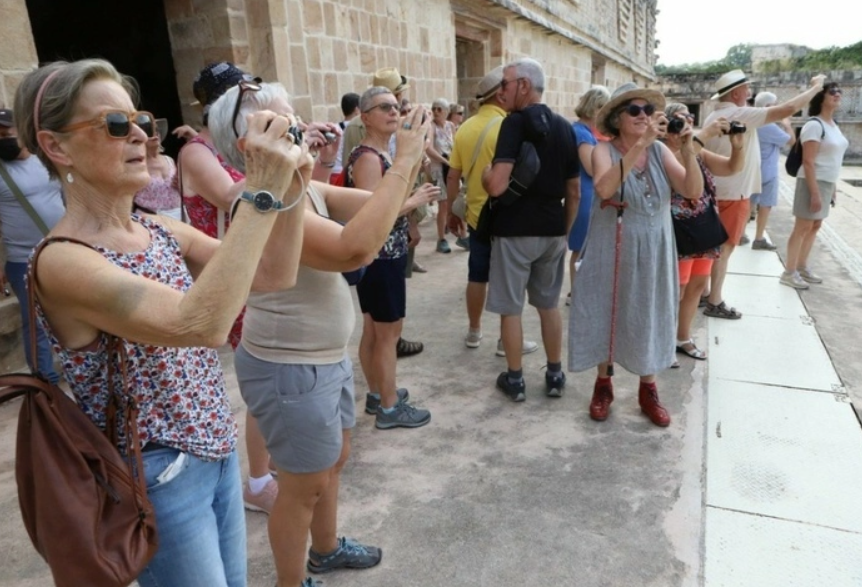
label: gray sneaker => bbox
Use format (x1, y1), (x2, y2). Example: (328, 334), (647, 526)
(375, 401), (431, 429)
(738, 234), (750, 245)
(545, 371), (566, 398)
(780, 271), (809, 290)
(307, 536), (382, 574)
(751, 238), (777, 251)
(798, 268), (823, 284)
(495, 338), (540, 357)
(364, 388), (409, 415)
(465, 329), (483, 348)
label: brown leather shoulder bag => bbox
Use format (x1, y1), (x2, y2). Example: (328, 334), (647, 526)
(0, 237), (157, 587)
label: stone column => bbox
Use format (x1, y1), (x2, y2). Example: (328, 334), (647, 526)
(0, 1), (39, 108)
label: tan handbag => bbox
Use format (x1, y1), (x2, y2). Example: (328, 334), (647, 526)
(0, 237), (157, 587)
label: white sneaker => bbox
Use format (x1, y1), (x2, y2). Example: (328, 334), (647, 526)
(779, 271), (809, 290)
(496, 339), (540, 357)
(465, 329), (483, 348)
(798, 268), (823, 284)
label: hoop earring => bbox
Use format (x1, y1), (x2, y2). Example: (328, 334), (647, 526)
(65, 172), (74, 184)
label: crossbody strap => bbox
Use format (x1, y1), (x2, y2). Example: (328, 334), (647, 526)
(0, 161), (51, 236)
(463, 116), (503, 182)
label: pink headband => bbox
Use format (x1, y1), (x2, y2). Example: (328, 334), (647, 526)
(33, 68), (62, 133)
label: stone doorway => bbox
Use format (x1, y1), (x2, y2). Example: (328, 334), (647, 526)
(453, 11), (503, 116)
(24, 0), (185, 157)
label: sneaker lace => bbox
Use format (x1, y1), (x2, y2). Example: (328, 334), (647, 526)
(339, 537), (370, 557)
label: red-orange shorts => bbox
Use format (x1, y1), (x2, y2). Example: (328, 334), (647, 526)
(717, 199), (750, 246)
(678, 258), (714, 286)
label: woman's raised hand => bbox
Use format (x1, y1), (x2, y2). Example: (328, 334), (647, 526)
(702, 116), (730, 141)
(643, 112), (667, 146)
(242, 110), (303, 201)
(394, 105), (432, 167)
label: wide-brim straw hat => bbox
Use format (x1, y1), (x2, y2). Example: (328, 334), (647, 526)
(711, 69), (749, 100)
(373, 67), (410, 94)
(595, 82), (666, 136)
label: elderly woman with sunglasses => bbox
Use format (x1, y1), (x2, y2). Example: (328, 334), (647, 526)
(663, 103), (744, 364)
(14, 58), (305, 587)
(426, 97), (460, 253)
(210, 82), (431, 587)
(568, 83), (702, 427)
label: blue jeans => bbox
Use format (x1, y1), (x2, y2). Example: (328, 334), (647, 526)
(5, 261), (59, 383)
(136, 448), (247, 587)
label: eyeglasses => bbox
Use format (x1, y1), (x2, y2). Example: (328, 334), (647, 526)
(363, 102), (399, 114)
(59, 110), (155, 139)
(828, 88), (843, 96)
(500, 77), (526, 90)
(623, 103), (656, 117)
(231, 80), (263, 137)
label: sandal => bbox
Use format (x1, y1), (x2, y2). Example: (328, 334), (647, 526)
(698, 295), (709, 308)
(396, 337), (424, 358)
(703, 301), (742, 320)
(676, 339), (707, 360)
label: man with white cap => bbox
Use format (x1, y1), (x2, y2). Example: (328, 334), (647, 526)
(701, 69), (825, 320)
(444, 66), (539, 358)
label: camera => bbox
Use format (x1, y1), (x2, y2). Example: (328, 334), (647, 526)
(727, 121), (746, 135)
(287, 125), (304, 145)
(323, 131), (337, 144)
(667, 117), (685, 134)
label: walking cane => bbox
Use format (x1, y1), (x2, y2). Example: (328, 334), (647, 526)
(599, 174), (627, 377)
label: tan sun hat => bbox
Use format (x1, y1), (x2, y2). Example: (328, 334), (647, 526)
(475, 66), (504, 102)
(372, 67), (409, 93)
(711, 69), (749, 100)
(595, 82), (666, 137)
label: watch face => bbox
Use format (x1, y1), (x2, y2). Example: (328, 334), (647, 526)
(253, 191), (275, 211)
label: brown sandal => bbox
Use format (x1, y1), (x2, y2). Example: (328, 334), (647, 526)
(396, 337), (424, 358)
(703, 301), (742, 320)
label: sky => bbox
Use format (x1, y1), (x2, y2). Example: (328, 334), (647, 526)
(655, 0), (861, 66)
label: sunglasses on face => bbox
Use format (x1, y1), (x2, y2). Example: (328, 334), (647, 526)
(231, 80), (263, 137)
(828, 87), (843, 96)
(623, 103), (656, 117)
(59, 110), (155, 139)
(500, 77), (525, 90)
(364, 102), (399, 114)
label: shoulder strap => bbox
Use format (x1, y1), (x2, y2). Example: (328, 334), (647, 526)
(0, 161), (51, 236)
(464, 116), (503, 181)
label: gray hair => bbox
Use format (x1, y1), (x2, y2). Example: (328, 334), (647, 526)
(209, 82), (291, 172)
(14, 59), (138, 179)
(508, 58), (545, 94)
(575, 86), (610, 120)
(664, 102), (689, 119)
(360, 87), (394, 113)
(432, 97), (450, 111)
(754, 92), (777, 108)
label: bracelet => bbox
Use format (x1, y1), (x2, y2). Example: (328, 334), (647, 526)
(692, 136), (705, 148)
(387, 170), (410, 185)
(319, 160), (336, 168)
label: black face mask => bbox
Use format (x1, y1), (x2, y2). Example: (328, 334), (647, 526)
(0, 137), (22, 161)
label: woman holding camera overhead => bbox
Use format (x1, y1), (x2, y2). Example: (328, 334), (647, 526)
(16, 58), (305, 586)
(568, 83), (702, 427)
(781, 82), (848, 289)
(662, 103), (744, 364)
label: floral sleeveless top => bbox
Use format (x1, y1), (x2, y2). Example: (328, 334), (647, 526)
(670, 156), (720, 260)
(33, 216), (237, 460)
(345, 145), (409, 259)
(133, 155), (181, 213)
(180, 136), (245, 349)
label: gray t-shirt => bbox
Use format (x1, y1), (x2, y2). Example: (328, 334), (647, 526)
(0, 156), (65, 262)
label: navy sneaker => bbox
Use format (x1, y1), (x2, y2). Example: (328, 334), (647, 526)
(364, 388), (409, 415)
(545, 371), (566, 398)
(307, 536), (382, 574)
(496, 372), (525, 402)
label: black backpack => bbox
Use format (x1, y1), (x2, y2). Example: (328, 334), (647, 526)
(785, 118), (825, 177)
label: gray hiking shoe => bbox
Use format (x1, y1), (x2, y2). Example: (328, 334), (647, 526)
(298, 578), (321, 587)
(496, 372), (526, 402)
(751, 238), (777, 251)
(307, 536), (382, 574)
(364, 388), (409, 415)
(545, 371), (566, 398)
(375, 401), (431, 429)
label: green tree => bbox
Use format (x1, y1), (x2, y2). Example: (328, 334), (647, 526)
(724, 44), (752, 70)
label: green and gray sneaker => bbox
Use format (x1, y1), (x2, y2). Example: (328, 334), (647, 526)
(375, 401), (431, 429)
(307, 536), (382, 574)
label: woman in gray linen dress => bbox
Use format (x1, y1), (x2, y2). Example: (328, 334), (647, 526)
(568, 83), (703, 427)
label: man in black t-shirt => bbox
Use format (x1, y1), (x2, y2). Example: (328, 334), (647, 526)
(481, 57), (579, 402)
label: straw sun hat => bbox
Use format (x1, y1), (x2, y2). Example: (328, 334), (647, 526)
(595, 82), (666, 136)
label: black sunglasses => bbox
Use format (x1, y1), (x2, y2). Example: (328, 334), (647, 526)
(231, 80), (263, 137)
(828, 87), (843, 96)
(623, 103), (656, 117)
(59, 110), (155, 139)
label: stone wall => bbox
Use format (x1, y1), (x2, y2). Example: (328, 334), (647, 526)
(0, 2), (38, 108)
